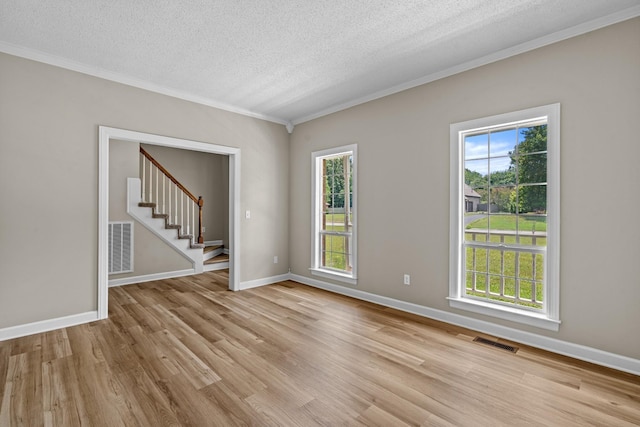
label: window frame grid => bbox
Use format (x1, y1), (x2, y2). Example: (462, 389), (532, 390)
(311, 144), (358, 285)
(449, 104), (560, 331)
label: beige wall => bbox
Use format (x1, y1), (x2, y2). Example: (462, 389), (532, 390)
(0, 52), (289, 328)
(109, 139), (192, 279)
(141, 144), (229, 246)
(289, 18), (640, 359)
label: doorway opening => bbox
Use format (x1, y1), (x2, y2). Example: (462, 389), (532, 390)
(98, 126), (241, 319)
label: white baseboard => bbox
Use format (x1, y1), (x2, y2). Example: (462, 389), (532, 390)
(109, 269), (196, 287)
(0, 311), (98, 341)
(239, 273), (291, 290)
(204, 240), (223, 246)
(289, 273), (640, 376)
(223, 248), (230, 255)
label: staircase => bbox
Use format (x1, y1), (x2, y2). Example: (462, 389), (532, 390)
(203, 244), (229, 272)
(139, 200), (205, 250)
(125, 147), (228, 274)
(127, 178), (205, 273)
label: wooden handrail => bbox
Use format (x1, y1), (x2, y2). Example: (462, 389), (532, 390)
(140, 147), (198, 203)
(140, 146), (204, 244)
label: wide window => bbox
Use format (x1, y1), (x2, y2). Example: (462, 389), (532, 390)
(449, 105), (560, 330)
(311, 145), (357, 284)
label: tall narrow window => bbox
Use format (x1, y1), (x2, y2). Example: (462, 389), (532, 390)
(449, 104), (560, 330)
(311, 145), (357, 284)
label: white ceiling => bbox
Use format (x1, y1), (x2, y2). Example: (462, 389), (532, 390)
(1, 1), (639, 128)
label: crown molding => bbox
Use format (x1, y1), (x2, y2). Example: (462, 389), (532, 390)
(0, 41), (291, 128)
(290, 5), (640, 126)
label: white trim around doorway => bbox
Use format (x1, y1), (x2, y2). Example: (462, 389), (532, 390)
(98, 126), (241, 320)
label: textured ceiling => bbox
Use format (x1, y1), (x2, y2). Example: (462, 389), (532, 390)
(1, 1), (639, 127)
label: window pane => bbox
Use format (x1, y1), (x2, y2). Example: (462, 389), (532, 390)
(515, 184), (546, 214)
(489, 128), (516, 157)
(321, 212), (330, 231)
(516, 125), (547, 155)
(465, 133), (488, 159)
(503, 278), (516, 298)
(465, 159), (489, 181)
(518, 280), (543, 307)
(332, 194), (345, 209)
(488, 160), (515, 187)
(517, 153), (547, 185)
(489, 275), (502, 295)
(513, 213), (547, 246)
(489, 186), (514, 214)
(320, 234), (353, 272)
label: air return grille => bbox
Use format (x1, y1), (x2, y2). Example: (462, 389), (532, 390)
(473, 336), (519, 353)
(108, 222), (133, 274)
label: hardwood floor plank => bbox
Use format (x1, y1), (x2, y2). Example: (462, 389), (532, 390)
(1, 272), (639, 426)
(40, 329), (73, 362)
(171, 307), (227, 343)
(65, 324), (105, 367)
(8, 334), (41, 357)
(148, 305), (200, 339)
(357, 404), (412, 427)
(200, 381), (264, 426)
(178, 334), (268, 399)
(155, 373), (230, 426)
(5, 351), (44, 426)
(88, 320), (139, 375)
(0, 344), (10, 406)
(150, 329), (221, 390)
(115, 364), (182, 427)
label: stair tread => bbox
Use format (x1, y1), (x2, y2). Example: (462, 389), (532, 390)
(204, 254), (229, 265)
(203, 245), (223, 253)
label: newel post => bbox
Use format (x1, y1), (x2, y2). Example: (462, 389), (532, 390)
(198, 196), (204, 244)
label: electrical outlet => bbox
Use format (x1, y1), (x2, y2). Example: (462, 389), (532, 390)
(202, 226), (206, 232)
(273, 256), (278, 264)
(245, 210), (251, 219)
(404, 274), (410, 285)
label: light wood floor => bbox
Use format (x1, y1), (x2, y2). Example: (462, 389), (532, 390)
(1, 271), (639, 426)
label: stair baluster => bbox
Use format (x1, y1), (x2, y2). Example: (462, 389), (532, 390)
(139, 147), (205, 247)
(141, 157), (146, 201)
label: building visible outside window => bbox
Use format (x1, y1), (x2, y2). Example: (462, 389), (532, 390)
(449, 104), (560, 330)
(311, 145), (357, 284)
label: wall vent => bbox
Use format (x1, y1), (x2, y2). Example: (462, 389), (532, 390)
(473, 336), (519, 353)
(108, 221), (133, 274)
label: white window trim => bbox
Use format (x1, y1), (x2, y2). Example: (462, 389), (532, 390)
(310, 144), (358, 285)
(449, 104), (560, 331)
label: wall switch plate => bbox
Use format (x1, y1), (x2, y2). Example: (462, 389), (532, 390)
(245, 210), (251, 219)
(404, 274), (410, 285)
(274, 256), (278, 264)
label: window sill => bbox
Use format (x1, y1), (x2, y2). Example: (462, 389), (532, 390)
(310, 268), (357, 285)
(447, 297), (560, 331)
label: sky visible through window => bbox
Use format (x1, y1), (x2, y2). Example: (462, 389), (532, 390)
(464, 128), (518, 176)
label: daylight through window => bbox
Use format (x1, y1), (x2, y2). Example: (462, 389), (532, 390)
(450, 105), (560, 330)
(311, 145), (357, 284)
